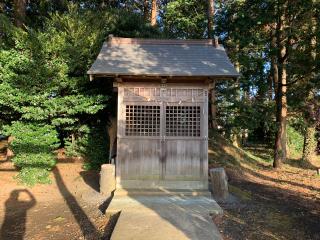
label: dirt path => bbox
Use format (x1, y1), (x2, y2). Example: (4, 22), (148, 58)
(0, 160), (110, 240)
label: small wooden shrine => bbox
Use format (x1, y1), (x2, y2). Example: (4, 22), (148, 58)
(88, 36), (239, 190)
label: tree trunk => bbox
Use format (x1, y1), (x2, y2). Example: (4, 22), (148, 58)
(302, 127), (316, 165)
(13, 0), (26, 28)
(210, 80), (218, 129)
(232, 42), (242, 147)
(271, 34), (279, 99)
(274, 76), (287, 168)
(273, 1), (288, 168)
(207, 0), (217, 129)
(151, 0), (157, 26)
(143, 0), (149, 22)
(207, 0), (215, 39)
(302, 6), (317, 166)
(0, 2), (4, 13)
(107, 116), (117, 162)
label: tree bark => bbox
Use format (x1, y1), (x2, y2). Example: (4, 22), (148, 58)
(143, 0), (149, 22)
(207, 0), (217, 129)
(273, 1), (288, 168)
(151, 0), (157, 26)
(273, 64), (287, 168)
(107, 116), (117, 162)
(232, 42), (242, 147)
(302, 5), (317, 166)
(13, 0), (26, 28)
(210, 80), (218, 129)
(271, 33), (279, 99)
(0, 2), (4, 13)
(302, 127), (316, 165)
(207, 0), (215, 39)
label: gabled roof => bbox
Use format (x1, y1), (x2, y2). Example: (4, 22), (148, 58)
(87, 37), (239, 78)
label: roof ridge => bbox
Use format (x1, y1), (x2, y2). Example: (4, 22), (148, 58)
(107, 36), (216, 46)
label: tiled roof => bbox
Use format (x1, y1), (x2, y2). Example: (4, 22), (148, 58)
(87, 37), (239, 78)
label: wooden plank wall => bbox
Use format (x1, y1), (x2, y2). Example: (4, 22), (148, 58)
(116, 81), (209, 189)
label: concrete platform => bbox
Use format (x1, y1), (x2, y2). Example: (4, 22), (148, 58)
(106, 192), (223, 240)
(113, 188), (212, 197)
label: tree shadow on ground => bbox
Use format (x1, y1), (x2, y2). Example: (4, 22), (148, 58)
(240, 164), (320, 192)
(0, 189), (36, 240)
(285, 158), (320, 170)
(209, 137), (320, 239)
(52, 167), (100, 239)
(225, 175), (320, 240)
(80, 170), (100, 192)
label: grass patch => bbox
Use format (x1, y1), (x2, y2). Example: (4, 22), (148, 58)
(229, 185), (252, 201)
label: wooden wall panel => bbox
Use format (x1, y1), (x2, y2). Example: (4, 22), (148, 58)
(164, 140), (202, 181)
(118, 138), (160, 180)
(116, 81), (209, 189)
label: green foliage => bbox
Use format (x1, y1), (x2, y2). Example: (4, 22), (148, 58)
(65, 125), (109, 170)
(163, 0), (207, 38)
(0, 5), (163, 180)
(287, 125), (304, 158)
(15, 167), (52, 186)
(3, 122), (59, 186)
(1, 0), (319, 175)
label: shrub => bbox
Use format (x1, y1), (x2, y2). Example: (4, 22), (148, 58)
(287, 125), (304, 158)
(3, 122), (59, 186)
(65, 124), (109, 170)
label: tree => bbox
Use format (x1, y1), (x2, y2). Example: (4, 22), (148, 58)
(163, 0), (207, 38)
(13, 0), (26, 27)
(0, 3), (163, 183)
(144, 0), (149, 21)
(151, 0), (157, 26)
(207, 0), (214, 39)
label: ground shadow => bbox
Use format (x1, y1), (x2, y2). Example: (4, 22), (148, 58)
(285, 158), (319, 170)
(80, 170), (100, 192)
(240, 164), (320, 192)
(52, 167), (99, 239)
(101, 211), (121, 240)
(226, 174), (320, 240)
(209, 138), (320, 239)
(0, 189), (36, 240)
(99, 191), (114, 214)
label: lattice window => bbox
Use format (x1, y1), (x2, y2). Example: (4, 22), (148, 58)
(166, 106), (201, 137)
(125, 105), (160, 136)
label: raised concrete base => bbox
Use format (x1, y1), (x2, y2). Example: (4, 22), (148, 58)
(107, 191), (223, 240)
(117, 179), (208, 190)
(114, 188), (212, 197)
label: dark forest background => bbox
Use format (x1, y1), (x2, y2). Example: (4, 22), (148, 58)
(0, 0), (319, 184)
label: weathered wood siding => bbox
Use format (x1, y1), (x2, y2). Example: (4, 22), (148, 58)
(116, 82), (209, 189)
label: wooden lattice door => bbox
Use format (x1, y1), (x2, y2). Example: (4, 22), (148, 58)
(117, 83), (208, 189)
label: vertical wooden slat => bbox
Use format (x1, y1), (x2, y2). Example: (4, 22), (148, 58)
(117, 82), (209, 188)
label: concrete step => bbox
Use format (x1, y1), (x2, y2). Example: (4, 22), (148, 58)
(114, 188), (212, 197)
(107, 195), (223, 240)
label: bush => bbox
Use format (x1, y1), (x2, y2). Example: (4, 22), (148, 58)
(15, 167), (52, 186)
(3, 122), (59, 186)
(65, 124), (109, 170)
(287, 125), (304, 158)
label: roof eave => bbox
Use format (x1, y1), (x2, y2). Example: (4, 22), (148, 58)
(87, 71), (240, 80)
